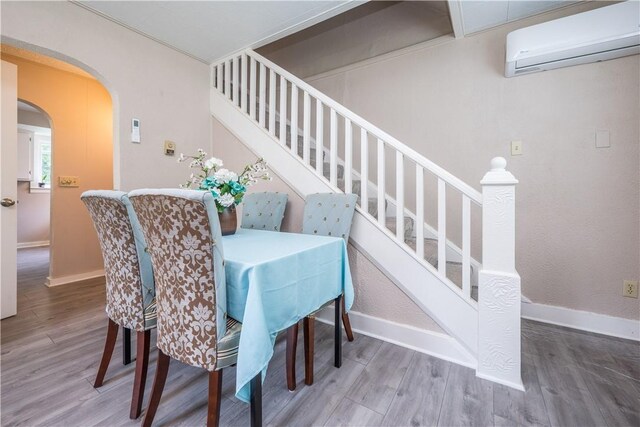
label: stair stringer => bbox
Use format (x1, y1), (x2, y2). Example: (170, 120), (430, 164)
(212, 88), (479, 359)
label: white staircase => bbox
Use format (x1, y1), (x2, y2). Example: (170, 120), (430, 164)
(210, 49), (523, 390)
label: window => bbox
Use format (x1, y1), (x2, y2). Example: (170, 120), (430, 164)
(32, 134), (51, 190)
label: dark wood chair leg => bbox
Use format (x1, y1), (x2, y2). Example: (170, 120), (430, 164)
(142, 350), (171, 427)
(207, 370), (223, 427)
(303, 316), (314, 385)
(342, 298), (354, 342)
(94, 319), (119, 388)
(285, 323), (298, 391)
(250, 373), (262, 427)
(130, 329), (151, 419)
(123, 327), (132, 365)
(334, 295), (342, 368)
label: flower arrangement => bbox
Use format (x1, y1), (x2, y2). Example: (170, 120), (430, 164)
(178, 149), (271, 212)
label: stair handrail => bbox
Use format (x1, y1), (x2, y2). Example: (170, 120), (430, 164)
(242, 50), (482, 204)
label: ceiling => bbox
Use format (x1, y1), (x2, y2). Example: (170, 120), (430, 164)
(458, 0), (579, 34)
(76, 1), (363, 63)
(18, 101), (40, 113)
(70, 1), (587, 64)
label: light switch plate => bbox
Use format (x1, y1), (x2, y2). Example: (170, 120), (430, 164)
(511, 141), (523, 156)
(58, 176), (79, 187)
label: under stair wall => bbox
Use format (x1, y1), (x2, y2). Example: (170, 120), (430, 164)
(210, 49), (523, 390)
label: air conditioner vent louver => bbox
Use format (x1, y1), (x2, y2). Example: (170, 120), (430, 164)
(505, 1), (640, 77)
(514, 67), (540, 74)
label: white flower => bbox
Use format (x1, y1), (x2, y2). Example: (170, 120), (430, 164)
(197, 148), (206, 155)
(204, 157), (223, 170)
(177, 153), (186, 163)
(217, 193), (235, 207)
(213, 168), (238, 184)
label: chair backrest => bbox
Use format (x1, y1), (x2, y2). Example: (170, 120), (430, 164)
(128, 189), (226, 371)
(241, 192), (288, 232)
(302, 193), (358, 240)
(81, 190), (155, 331)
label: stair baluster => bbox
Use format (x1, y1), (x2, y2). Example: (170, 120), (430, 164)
(268, 69), (276, 135)
(376, 138), (385, 227)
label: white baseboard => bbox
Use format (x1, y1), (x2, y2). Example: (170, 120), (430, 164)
(17, 241), (49, 249)
(522, 302), (639, 341)
(315, 307), (476, 369)
(46, 269), (105, 287)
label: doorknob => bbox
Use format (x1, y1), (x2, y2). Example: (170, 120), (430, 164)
(1, 198), (16, 207)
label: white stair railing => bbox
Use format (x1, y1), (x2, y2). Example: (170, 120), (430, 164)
(213, 49), (483, 302)
(211, 49), (523, 390)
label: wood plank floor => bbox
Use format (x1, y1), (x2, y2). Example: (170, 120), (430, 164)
(2, 247), (639, 426)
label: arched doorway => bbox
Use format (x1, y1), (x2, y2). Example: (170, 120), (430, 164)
(1, 44), (114, 315)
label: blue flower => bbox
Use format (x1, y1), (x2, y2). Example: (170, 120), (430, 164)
(204, 177), (218, 187)
(229, 181), (246, 195)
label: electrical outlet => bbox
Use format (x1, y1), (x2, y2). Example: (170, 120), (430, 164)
(623, 280), (638, 298)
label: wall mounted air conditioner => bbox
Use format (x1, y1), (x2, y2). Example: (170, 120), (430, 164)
(505, 1), (640, 77)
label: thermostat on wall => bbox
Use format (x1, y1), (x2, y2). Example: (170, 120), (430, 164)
(131, 118), (141, 143)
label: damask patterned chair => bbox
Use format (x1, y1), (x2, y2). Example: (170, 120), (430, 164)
(81, 190), (156, 420)
(286, 193), (358, 390)
(128, 189), (259, 427)
(241, 192), (288, 232)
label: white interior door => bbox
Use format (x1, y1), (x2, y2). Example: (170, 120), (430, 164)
(1, 60), (18, 319)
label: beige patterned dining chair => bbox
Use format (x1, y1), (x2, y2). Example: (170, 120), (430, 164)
(81, 190), (156, 420)
(286, 192), (358, 390)
(129, 189), (261, 427)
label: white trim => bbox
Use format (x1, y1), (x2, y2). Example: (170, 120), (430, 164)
(46, 269), (104, 287)
(17, 123), (50, 136)
(314, 307), (476, 369)
(522, 301), (639, 341)
(17, 241), (49, 249)
(447, 0), (465, 39)
(28, 187), (50, 194)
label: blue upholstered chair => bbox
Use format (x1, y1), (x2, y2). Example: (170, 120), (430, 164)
(286, 193), (358, 390)
(128, 189), (260, 427)
(81, 190), (156, 419)
(241, 192), (288, 232)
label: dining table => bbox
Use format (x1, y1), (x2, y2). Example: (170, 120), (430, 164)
(221, 228), (355, 404)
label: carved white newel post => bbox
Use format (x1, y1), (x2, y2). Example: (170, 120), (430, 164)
(478, 157), (524, 390)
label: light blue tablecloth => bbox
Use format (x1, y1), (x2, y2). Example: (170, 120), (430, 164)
(222, 228), (354, 402)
